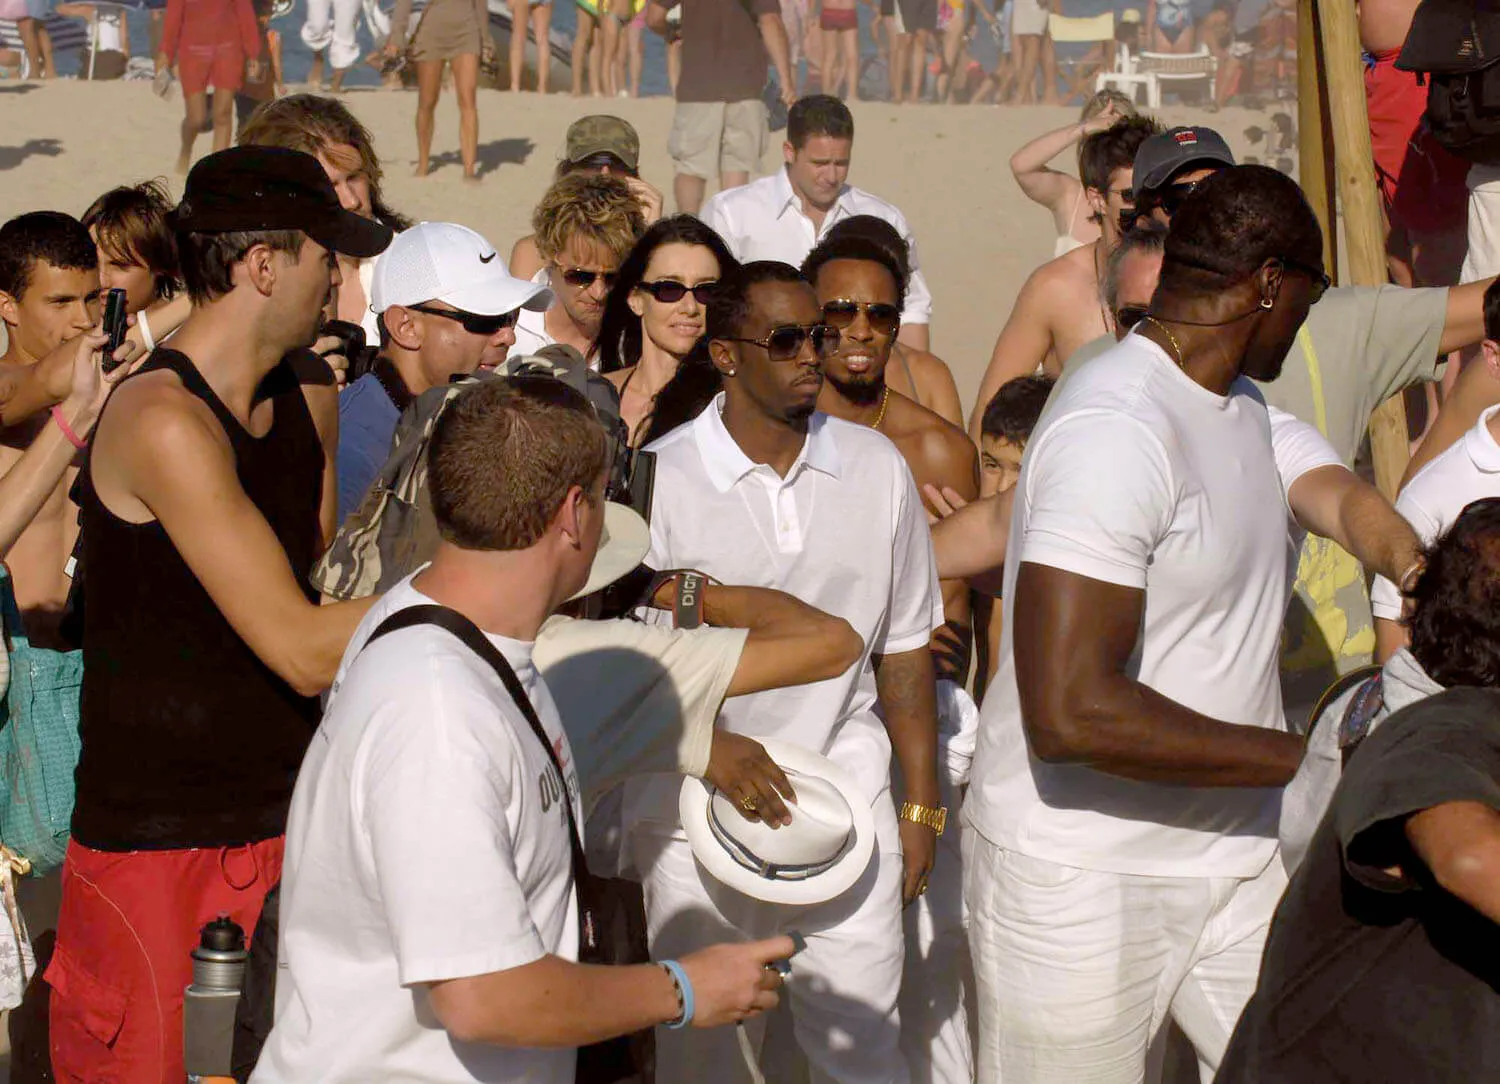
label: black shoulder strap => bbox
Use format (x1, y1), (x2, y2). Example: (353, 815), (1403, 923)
(365, 605), (589, 876)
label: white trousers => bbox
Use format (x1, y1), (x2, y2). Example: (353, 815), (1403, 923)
(964, 835), (1286, 1084)
(301, 0), (363, 70)
(898, 778), (974, 1084)
(633, 833), (911, 1084)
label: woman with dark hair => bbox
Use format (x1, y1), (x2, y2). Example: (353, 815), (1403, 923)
(597, 215), (737, 445)
(82, 180), (181, 317)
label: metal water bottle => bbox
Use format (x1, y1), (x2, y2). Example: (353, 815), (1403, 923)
(183, 915), (247, 1083)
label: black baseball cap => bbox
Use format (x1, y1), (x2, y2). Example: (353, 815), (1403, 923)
(1132, 126), (1236, 194)
(175, 146), (393, 259)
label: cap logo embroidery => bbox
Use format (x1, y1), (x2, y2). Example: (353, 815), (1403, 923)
(479, 252), (496, 264)
(1174, 131), (1199, 146)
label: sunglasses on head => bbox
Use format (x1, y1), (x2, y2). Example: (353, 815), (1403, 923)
(1114, 304), (1150, 331)
(723, 323), (841, 362)
(1279, 257), (1331, 304)
(636, 279), (718, 304)
(821, 299), (901, 335)
(407, 303), (518, 336)
(560, 267), (619, 290)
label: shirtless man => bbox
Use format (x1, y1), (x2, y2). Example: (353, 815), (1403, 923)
(1361, 0), (1468, 286)
(802, 230), (979, 1084)
(0, 211), (102, 647)
(969, 114), (1159, 441)
(803, 232), (978, 679)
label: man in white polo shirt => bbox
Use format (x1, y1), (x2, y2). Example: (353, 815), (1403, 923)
(965, 167), (1326, 1082)
(701, 96), (934, 352)
(631, 260), (945, 1084)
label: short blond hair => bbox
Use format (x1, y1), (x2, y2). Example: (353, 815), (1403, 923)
(532, 172), (646, 265)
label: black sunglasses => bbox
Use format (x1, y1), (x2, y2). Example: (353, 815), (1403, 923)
(821, 299), (901, 335)
(723, 323), (841, 362)
(407, 304), (518, 336)
(1280, 257), (1331, 304)
(1114, 304), (1150, 331)
(560, 267), (619, 290)
(636, 279), (717, 304)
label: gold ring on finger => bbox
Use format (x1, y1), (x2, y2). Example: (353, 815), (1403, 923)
(741, 794), (760, 811)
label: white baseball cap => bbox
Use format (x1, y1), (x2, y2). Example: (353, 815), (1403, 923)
(370, 221), (553, 318)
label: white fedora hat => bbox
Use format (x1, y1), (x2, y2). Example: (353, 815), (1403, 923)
(567, 501), (649, 602)
(680, 739), (875, 906)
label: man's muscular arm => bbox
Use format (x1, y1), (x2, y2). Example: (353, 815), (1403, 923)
(1014, 563), (1303, 785)
(94, 378), (374, 696)
(969, 271), (1056, 442)
(873, 645), (942, 904)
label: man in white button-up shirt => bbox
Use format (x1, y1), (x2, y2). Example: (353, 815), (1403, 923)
(629, 260), (945, 1084)
(701, 96), (934, 352)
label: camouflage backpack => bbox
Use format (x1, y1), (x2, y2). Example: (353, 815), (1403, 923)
(311, 345), (625, 601)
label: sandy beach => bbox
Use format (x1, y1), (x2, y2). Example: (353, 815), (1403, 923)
(0, 80), (1281, 412)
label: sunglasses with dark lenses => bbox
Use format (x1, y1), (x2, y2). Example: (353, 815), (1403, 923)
(1156, 179), (1206, 217)
(724, 323), (841, 362)
(561, 268), (619, 290)
(408, 304), (519, 336)
(1280, 257), (1331, 304)
(636, 279), (718, 305)
(821, 299), (901, 335)
(1114, 305), (1150, 331)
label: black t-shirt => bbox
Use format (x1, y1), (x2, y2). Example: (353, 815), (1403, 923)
(1218, 686), (1500, 1082)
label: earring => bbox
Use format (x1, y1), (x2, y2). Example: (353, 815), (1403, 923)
(1260, 297), (1273, 310)
(726, 368), (736, 376)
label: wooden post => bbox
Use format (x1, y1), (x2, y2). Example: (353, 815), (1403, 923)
(1312, 0), (1410, 499)
(1297, 0), (1337, 280)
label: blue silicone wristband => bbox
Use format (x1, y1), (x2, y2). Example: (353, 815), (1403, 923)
(660, 959), (694, 1029)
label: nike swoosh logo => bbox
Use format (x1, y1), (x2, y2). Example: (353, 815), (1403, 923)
(480, 252), (496, 263)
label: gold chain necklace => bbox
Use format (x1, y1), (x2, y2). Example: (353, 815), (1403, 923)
(872, 386), (891, 430)
(1141, 316), (1185, 369)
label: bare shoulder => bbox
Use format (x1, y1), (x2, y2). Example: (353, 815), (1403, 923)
(509, 234), (543, 281)
(97, 369), (230, 460)
(885, 394), (978, 493)
(604, 366), (633, 393)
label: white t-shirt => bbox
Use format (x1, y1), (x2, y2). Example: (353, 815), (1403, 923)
(1371, 405), (1500, 620)
(965, 335), (1291, 878)
(254, 576), (582, 1084)
(700, 168), (934, 327)
(630, 397), (944, 851)
(512, 269), (557, 357)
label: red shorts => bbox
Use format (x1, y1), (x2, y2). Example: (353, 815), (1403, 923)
(46, 836), (283, 1084)
(176, 42), (246, 96)
(821, 6), (857, 29)
(1365, 48), (1469, 235)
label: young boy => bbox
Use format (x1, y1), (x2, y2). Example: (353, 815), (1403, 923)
(972, 372), (1053, 695)
(978, 372), (1053, 497)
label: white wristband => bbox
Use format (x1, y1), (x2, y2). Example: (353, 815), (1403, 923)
(138, 308), (155, 352)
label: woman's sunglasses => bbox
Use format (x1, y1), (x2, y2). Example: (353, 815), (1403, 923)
(560, 268), (619, 290)
(636, 280), (718, 304)
(407, 304), (518, 336)
(821, 299), (901, 336)
(723, 323), (841, 362)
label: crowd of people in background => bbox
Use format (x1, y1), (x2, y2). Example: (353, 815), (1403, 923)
(0, 0), (1299, 112)
(0, 0), (1497, 1081)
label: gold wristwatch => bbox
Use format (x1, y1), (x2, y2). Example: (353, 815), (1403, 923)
(899, 801), (948, 836)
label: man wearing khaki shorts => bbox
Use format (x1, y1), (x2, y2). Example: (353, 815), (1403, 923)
(646, 0), (796, 216)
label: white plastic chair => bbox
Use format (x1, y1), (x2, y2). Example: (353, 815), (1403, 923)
(84, 2), (128, 80)
(1095, 40), (1156, 104)
(1135, 45), (1217, 106)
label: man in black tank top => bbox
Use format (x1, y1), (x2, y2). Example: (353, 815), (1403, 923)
(47, 146), (390, 1084)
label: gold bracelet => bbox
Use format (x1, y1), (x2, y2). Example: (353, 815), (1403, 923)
(899, 801), (947, 836)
